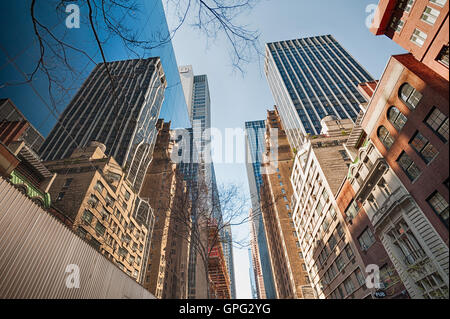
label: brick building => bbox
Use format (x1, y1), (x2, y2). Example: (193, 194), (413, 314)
(140, 120), (191, 299)
(358, 53), (449, 298)
(45, 142), (150, 283)
(371, 0), (449, 80)
(259, 108), (313, 299)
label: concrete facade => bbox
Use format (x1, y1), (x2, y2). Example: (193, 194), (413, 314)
(291, 117), (374, 299)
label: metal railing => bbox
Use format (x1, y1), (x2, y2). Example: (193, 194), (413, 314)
(9, 170), (51, 208)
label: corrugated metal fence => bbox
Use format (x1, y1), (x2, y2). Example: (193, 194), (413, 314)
(0, 177), (155, 299)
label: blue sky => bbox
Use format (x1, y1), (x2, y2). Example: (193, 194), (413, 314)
(168, 0), (405, 299)
(0, 0), (407, 299)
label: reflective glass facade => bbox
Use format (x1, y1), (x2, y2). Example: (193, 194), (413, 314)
(0, 0), (190, 136)
(265, 35), (374, 150)
(39, 58), (165, 194)
(245, 120), (276, 299)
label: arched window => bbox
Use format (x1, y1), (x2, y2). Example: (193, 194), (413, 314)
(388, 106), (408, 131)
(378, 126), (395, 150)
(399, 83), (422, 109)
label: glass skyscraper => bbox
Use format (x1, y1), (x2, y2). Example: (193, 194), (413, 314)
(248, 248), (258, 299)
(40, 58), (165, 195)
(222, 223), (237, 299)
(245, 120), (276, 299)
(265, 34), (374, 150)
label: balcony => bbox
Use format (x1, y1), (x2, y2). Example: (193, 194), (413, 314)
(404, 248), (428, 267)
(9, 170), (51, 208)
(372, 187), (410, 229)
(354, 158), (389, 204)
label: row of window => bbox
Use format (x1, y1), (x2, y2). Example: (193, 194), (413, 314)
(377, 83), (448, 183)
(328, 268), (366, 299)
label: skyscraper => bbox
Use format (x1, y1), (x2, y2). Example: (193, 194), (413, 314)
(245, 120), (276, 299)
(40, 57), (166, 194)
(248, 248), (258, 299)
(259, 108), (313, 299)
(40, 57), (166, 231)
(179, 66), (211, 164)
(179, 65), (228, 299)
(222, 223), (237, 299)
(264, 34), (374, 150)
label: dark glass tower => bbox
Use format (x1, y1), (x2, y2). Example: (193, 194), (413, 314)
(265, 34), (374, 150)
(245, 120), (276, 299)
(40, 57), (166, 194)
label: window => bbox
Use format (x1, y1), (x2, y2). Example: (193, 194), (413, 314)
(380, 264), (396, 288)
(378, 178), (391, 198)
(336, 223), (345, 238)
(335, 255), (345, 271)
(345, 200), (360, 219)
(410, 28), (428, 47)
(387, 221), (425, 266)
(101, 208), (110, 222)
(436, 44), (449, 67)
(427, 192), (449, 228)
(57, 192), (65, 201)
(122, 189), (131, 201)
(94, 181), (104, 193)
(410, 132), (439, 164)
(105, 194), (114, 206)
(397, 152), (422, 181)
(358, 228), (376, 251)
(81, 211), (94, 227)
(331, 288), (342, 299)
(421, 6), (440, 25)
(425, 107), (449, 142)
(63, 178), (73, 188)
(77, 226), (88, 239)
(397, 0), (415, 12)
(118, 247), (127, 257)
(95, 221), (106, 237)
(343, 277), (355, 295)
(339, 150), (350, 161)
(390, 16), (404, 32)
(399, 83), (422, 109)
(355, 268), (366, 286)
(283, 196), (288, 202)
(329, 235), (337, 251)
(430, 0), (447, 7)
(368, 194), (380, 211)
(377, 126), (395, 150)
(387, 106), (407, 131)
(345, 245), (354, 260)
(88, 194), (99, 207)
